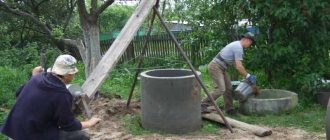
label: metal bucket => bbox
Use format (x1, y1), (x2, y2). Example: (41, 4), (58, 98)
(66, 84), (85, 113)
(66, 84), (84, 97)
(140, 69), (201, 134)
(234, 80), (253, 102)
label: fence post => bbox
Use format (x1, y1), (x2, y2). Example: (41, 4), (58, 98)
(127, 42), (135, 62)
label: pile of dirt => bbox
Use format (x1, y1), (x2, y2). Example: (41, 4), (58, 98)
(85, 96), (325, 140)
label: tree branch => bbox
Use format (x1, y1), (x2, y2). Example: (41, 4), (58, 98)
(91, 0), (97, 13)
(60, 38), (79, 47)
(21, 25), (48, 35)
(77, 0), (88, 16)
(63, 0), (77, 32)
(53, 38), (77, 52)
(0, 1), (52, 36)
(94, 0), (114, 17)
(36, 0), (50, 8)
(77, 0), (89, 23)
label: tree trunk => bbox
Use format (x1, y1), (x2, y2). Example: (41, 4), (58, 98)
(61, 22), (102, 78)
(266, 19), (275, 85)
(81, 22), (101, 77)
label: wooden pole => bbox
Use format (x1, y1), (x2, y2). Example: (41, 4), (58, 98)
(203, 113), (272, 137)
(153, 7), (234, 133)
(81, 0), (157, 98)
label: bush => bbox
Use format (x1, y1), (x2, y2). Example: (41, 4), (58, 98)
(0, 42), (61, 107)
(0, 67), (30, 108)
(0, 43), (61, 68)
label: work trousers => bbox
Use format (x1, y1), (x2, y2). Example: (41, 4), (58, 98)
(7, 130), (89, 140)
(202, 61), (233, 111)
(59, 130), (90, 140)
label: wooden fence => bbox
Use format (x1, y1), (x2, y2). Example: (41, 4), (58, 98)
(68, 32), (208, 67)
(99, 32), (207, 66)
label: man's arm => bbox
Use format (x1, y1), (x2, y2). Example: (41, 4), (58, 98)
(235, 60), (257, 84)
(235, 60), (248, 78)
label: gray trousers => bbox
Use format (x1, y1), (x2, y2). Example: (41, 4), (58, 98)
(202, 61), (233, 111)
(7, 130), (89, 140)
(59, 130), (90, 140)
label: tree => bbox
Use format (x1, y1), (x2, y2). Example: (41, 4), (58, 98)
(246, 0), (330, 102)
(0, 0), (116, 77)
(74, 0), (114, 76)
(0, 0), (79, 68)
(172, 0), (330, 102)
(99, 5), (134, 33)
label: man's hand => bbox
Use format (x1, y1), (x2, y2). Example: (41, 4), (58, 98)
(246, 74), (257, 85)
(81, 117), (101, 129)
(32, 66), (44, 76)
(89, 117), (101, 126)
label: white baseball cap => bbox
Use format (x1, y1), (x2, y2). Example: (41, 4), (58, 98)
(51, 54), (78, 75)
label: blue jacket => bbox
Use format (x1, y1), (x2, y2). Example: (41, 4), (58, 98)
(1, 72), (82, 140)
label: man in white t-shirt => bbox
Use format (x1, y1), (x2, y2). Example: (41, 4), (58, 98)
(202, 32), (257, 115)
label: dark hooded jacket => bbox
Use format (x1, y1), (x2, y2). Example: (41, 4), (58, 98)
(0, 72), (81, 140)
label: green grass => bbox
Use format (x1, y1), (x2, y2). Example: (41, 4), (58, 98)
(71, 63), (141, 100)
(122, 114), (221, 136)
(100, 67), (137, 99)
(0, 111), (8, 140)
(231, 104), (326, 133)
(200, 120), (221, 134)
(122, 115), (154, 135)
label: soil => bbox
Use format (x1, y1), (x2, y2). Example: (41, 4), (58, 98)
(85, 96), (326, 140)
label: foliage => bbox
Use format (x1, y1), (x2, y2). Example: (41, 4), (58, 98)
(99, 5), (135, 33)
(170, 0), (330, 104)
(0, 43), (61, 68)
(0, 67), (29, 108)
(245, 0), (330, 104)
(0, 0), (79, 47)
(0, 43), (61, 106)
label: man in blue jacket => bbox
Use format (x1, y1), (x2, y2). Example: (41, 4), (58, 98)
(1, 54), (101, 140)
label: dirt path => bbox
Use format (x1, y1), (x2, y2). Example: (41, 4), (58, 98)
(85, 97), (325, 140)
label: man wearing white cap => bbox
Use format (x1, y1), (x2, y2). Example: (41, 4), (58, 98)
(1, 54), (101, 140)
